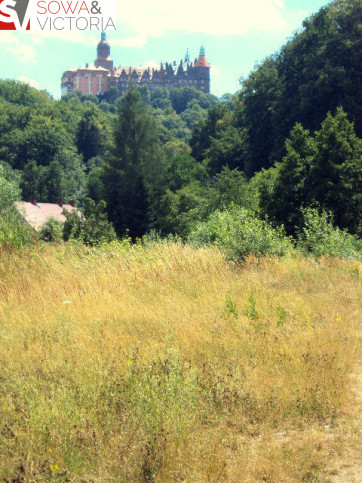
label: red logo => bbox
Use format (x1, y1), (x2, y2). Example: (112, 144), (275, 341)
(0, 0), (30, 30)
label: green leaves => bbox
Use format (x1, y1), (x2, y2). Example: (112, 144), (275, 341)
(297, 207), (359, 259)
(62, 198), (116, 246)
(103, 87), (166, 239)
(260, 108), (362, 236)
(0, 165), (34, 249)
(189, 206), (293, 262)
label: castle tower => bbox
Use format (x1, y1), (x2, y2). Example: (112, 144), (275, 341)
(194, 45), (210, 93)
(95, 31), (113, 71)
(184, 48), (190, 63)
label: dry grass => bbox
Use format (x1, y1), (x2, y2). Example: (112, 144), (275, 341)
(0, 242), (360, 482)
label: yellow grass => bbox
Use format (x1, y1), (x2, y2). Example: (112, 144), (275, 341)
(0, 242), (360, 481)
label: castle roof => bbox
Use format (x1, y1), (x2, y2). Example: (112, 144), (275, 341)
(113, 65), (162, 80)
(195, 45), (210, 68)
(97, 31), (110, 48)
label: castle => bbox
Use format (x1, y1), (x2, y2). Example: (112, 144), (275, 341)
(61, 32), (210, 97)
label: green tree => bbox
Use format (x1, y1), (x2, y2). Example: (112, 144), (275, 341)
(180, 99), (208, 131)
(259, 108), (362, 236)
(102, 87), (166, 238)
(238, 57), (283, 174)
(63, 198), (116, 246)
(205, 124), (249, 175)
(297, 207), (359, 258)
(76, 103), (107, 163)
(0, 165), (34, 249)
(233, 0), (362, 172)
(205, 167), (258, 214)
(190, 104), (230, 162)
(308, 108), (362, 235)
(262, 124), (317, 233)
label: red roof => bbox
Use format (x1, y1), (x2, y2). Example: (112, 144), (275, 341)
(16, 202), (79, 231)
(195, 55), (210, 68)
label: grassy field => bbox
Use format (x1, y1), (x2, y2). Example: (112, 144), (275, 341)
(0, 242), (360, 482)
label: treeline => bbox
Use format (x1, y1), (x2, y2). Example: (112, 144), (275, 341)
(0, 0), (361, 258)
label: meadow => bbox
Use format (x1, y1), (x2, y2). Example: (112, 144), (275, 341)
(0, 242), (360, 481)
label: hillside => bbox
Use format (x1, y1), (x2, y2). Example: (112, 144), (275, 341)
(0, 243), (361, 480)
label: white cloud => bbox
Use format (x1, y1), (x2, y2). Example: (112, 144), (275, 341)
(17, 76), (40, 88)
(6, 41), (37, 62)
(112, 36), (147, 48)
(115, 0), (287, 37)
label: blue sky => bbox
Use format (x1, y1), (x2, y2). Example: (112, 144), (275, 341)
(1, 0), (331, 98)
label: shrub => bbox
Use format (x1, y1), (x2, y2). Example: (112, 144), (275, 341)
(297, 207), (360, 259)
(0, 166), (34, 249)
(63, 198), (116, 246)
(39, 217), (63, 243)
(188, 206), (293, 261)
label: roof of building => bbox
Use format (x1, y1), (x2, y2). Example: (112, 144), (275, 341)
(63, 64), (110, 74)
(16, 202), (79, 231)
(195, 45), (210, 68)
(113, 65), (161, 78)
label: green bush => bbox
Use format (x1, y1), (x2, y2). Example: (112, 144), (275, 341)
(39, 217), (63, 243)
(188, 206), (293, 261)
(0, 166), (34, 249)
(297, 207), (360, 259)
(63, 198), (116, 246)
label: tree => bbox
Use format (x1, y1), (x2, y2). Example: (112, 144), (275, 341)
(308, 108), (362, 235)
(263, 124), (317, 233)
(205, 124), (249, 175)
(170, 87), (217, 115)
(76, 103), (107, 163)
(233, 0), (362, 172)
(259, 108), (362, 236)
(190, 104), (230, 162)
(238, 57), (283, 174)
(180, 99), (208, 131)
(0, 165), (34, 249)
(62, 198), (116, 246)
(3, 115), (73, 170)
(205, 167), (258, 214)
(102, 87), (166, 239)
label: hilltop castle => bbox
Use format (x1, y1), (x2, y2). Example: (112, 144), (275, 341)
(61, 32), (210, 97)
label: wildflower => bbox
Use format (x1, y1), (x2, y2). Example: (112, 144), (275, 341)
(336, 317), (341, 322)
(292, 449), (296, 453)
(50, 464), (59, 471)
(48, 448), (52, 452)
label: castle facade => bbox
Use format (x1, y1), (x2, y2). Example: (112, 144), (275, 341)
(61, 32), (210, 97)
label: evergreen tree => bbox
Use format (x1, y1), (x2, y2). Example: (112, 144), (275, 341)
(76, 104), (106, 163)
(102, 87), (165, 238)
(266, 124), (317, 233)
(308, 108), (362, 235)
(260, 108), (362, 236)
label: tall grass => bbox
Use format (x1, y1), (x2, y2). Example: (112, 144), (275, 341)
(0, 242), (360, 481)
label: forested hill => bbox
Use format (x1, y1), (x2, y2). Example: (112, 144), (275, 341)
(191, 0), (362, 175)
(0, 0), (361, 249)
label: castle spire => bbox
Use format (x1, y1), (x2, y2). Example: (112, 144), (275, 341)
(184, 48), (190, 63)
(95, 31), (113, 71)
(199, 45), (206, 57)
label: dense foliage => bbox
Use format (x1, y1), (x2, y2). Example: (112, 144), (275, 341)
(0, 0), (360, 257)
